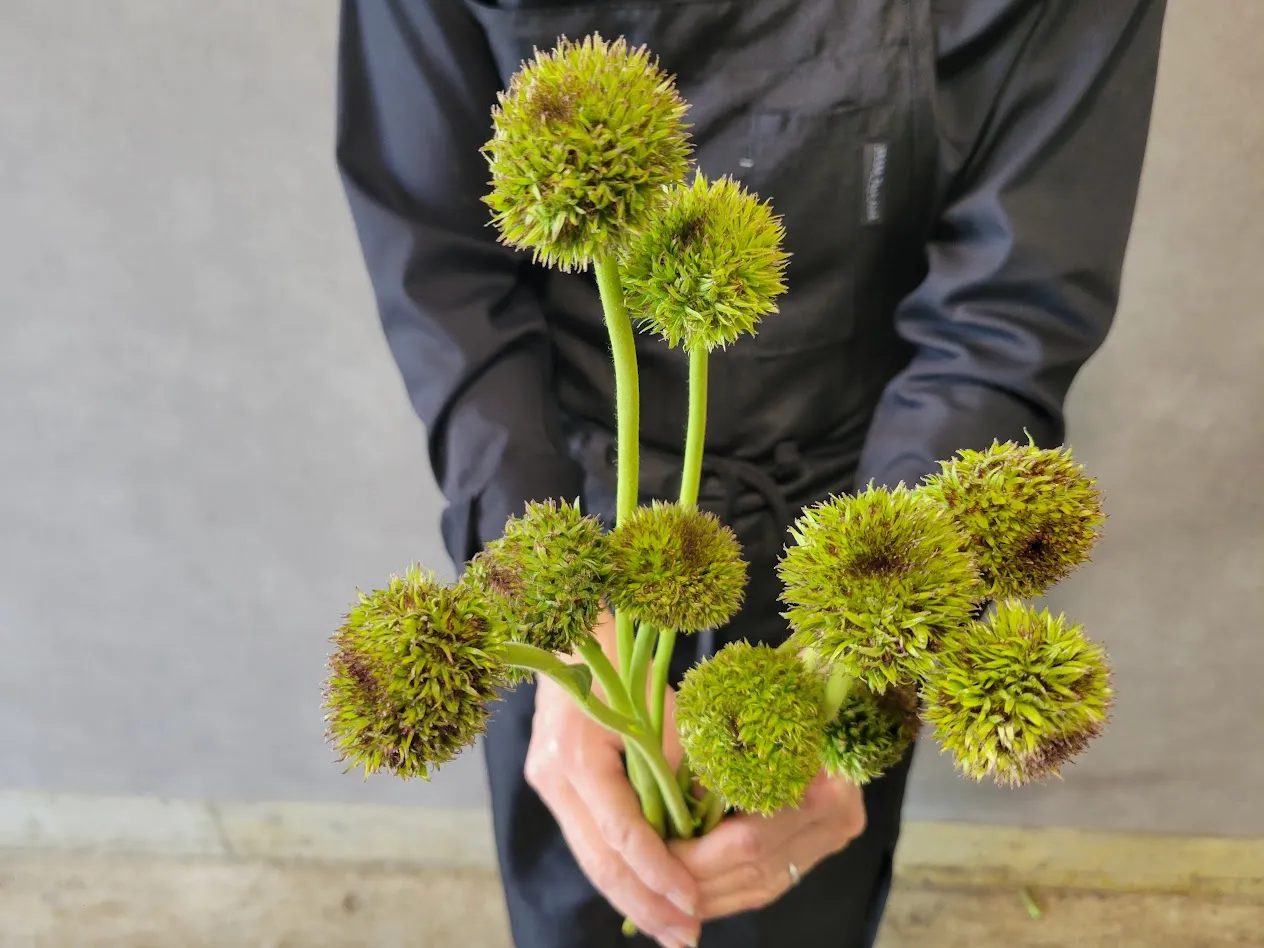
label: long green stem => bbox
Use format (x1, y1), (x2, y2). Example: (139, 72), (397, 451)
(614, 612), (636, 691)
(632, 737), (693, 839)
(503, 643), (640, 735)
(700, 788), (725, 834)
(626, 749), (665, 837)
(593, 253), (640, 524)
(678, 345), (708, 508)
(575, 635), (633, 716)
(505, 643), (692, 837)
(648, 347), (709, 741)
(824, 666), (857, 721)
(629, 623), (659, 721)
(575, 635), (665, 834)
(649, 626), (677, 738)
(627, 623), (667, 838)
(619, 626), (667, 844)
(593, 252), (640, 678)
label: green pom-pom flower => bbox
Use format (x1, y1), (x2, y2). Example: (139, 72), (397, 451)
(620, 173), (789, 351)
(676, 641), (826, 814)
(606, 501), (747, 633)
(919, 440), (1105, 600)
(483, 33), (692, 272)
(323, 567), (506, 780)
(465, 499), (610, 655)
(778, 485), (983, 693)
(923, 600), (1113, 787)
(821, 684), (921, 786)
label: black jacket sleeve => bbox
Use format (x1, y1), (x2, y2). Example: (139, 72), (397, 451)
(855, 0), (1166, 489)
(336, 1), (584, 566)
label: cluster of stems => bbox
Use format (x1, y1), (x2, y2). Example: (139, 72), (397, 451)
(472, 248), (734, 843)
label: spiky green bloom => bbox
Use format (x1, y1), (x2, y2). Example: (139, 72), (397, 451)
(923, 600), (1113, 787)
(919, 440), (1105, 601)
(778, 485), (983, 693)
(821, 684), (921, 786)
(620, 174), (789, 352)
(606, 501), (747, 633)
(465, 499), (610, 655)
(483, 34), (692, 272)
(676, 641), (826, 814)
(323, 567), (505, 780)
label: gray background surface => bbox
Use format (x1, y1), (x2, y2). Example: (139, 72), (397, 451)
(2, 1), (1261, 835)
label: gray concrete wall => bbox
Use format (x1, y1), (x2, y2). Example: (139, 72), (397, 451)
(2, 1), (1260, 836)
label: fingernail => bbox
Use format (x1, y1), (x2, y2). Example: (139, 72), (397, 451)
(667, 889), (696, 916)
(667, 929), (698, 948)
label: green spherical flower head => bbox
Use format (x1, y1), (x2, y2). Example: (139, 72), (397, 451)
(821, 684), (921, 786)
(464, 499), (610, 656)
(483, 34), (692, 272)
(923, 600), (1113, 787)
(676, 641), (826, 814)
(606, 501), (747, 633)
(778, 485), (983, 693)
(323, 567), (506, 780)
(919, 440), (1105, 601)
(620, 173), (789, 352)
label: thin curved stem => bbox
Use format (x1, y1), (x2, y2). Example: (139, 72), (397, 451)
(629, 623), (659, 722)
(593, 251), (640, 678)
(647, 346), (710, 740)
(626, 748), (666, 837)
(592, 253), (640, 525)
(614, 612), (636, 689)
(824, 667), (856, 721)
(628, 624), (674, 839)
(700, 788), (725, 834)
(575, 635), (633, 717)
(632, 733), (694, 839)
(507, 643), (691, 838)
(676, 755), (695, 799)
(576, 633), (666, 834)
(649, 626), (677, 738)
(503, 643), (641, 735)
(678, 345), (708, 509)
(584, 639), (665, 839)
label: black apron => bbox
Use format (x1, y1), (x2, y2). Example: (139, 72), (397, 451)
(470, 1), (937, 944)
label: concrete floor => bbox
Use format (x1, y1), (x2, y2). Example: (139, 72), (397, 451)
(2, 852), (1261, 948)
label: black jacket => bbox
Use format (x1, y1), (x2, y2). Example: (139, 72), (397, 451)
(336, 0), (1165, 569)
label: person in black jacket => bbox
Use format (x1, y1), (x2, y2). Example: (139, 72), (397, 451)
(335, 2), (1166, 946)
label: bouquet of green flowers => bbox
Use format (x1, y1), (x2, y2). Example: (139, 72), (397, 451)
(323, 30), (1112, 882)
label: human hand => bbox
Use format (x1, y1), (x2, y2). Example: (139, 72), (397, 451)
(669, 769), (865, 920)
(525, 619), (701, 948)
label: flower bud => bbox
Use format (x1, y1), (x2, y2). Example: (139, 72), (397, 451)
(323, 567), (506, 780)
(676, 642), (826, 814)
(606, 502), (747, 633)
(923, 600), (1113, 787)
(465, 499), (610, 655)
(778, 485), (982, 693)
(483, 34), (692, 271)
(919, 440), (1105, 600)
(620, 174), (788, 351)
